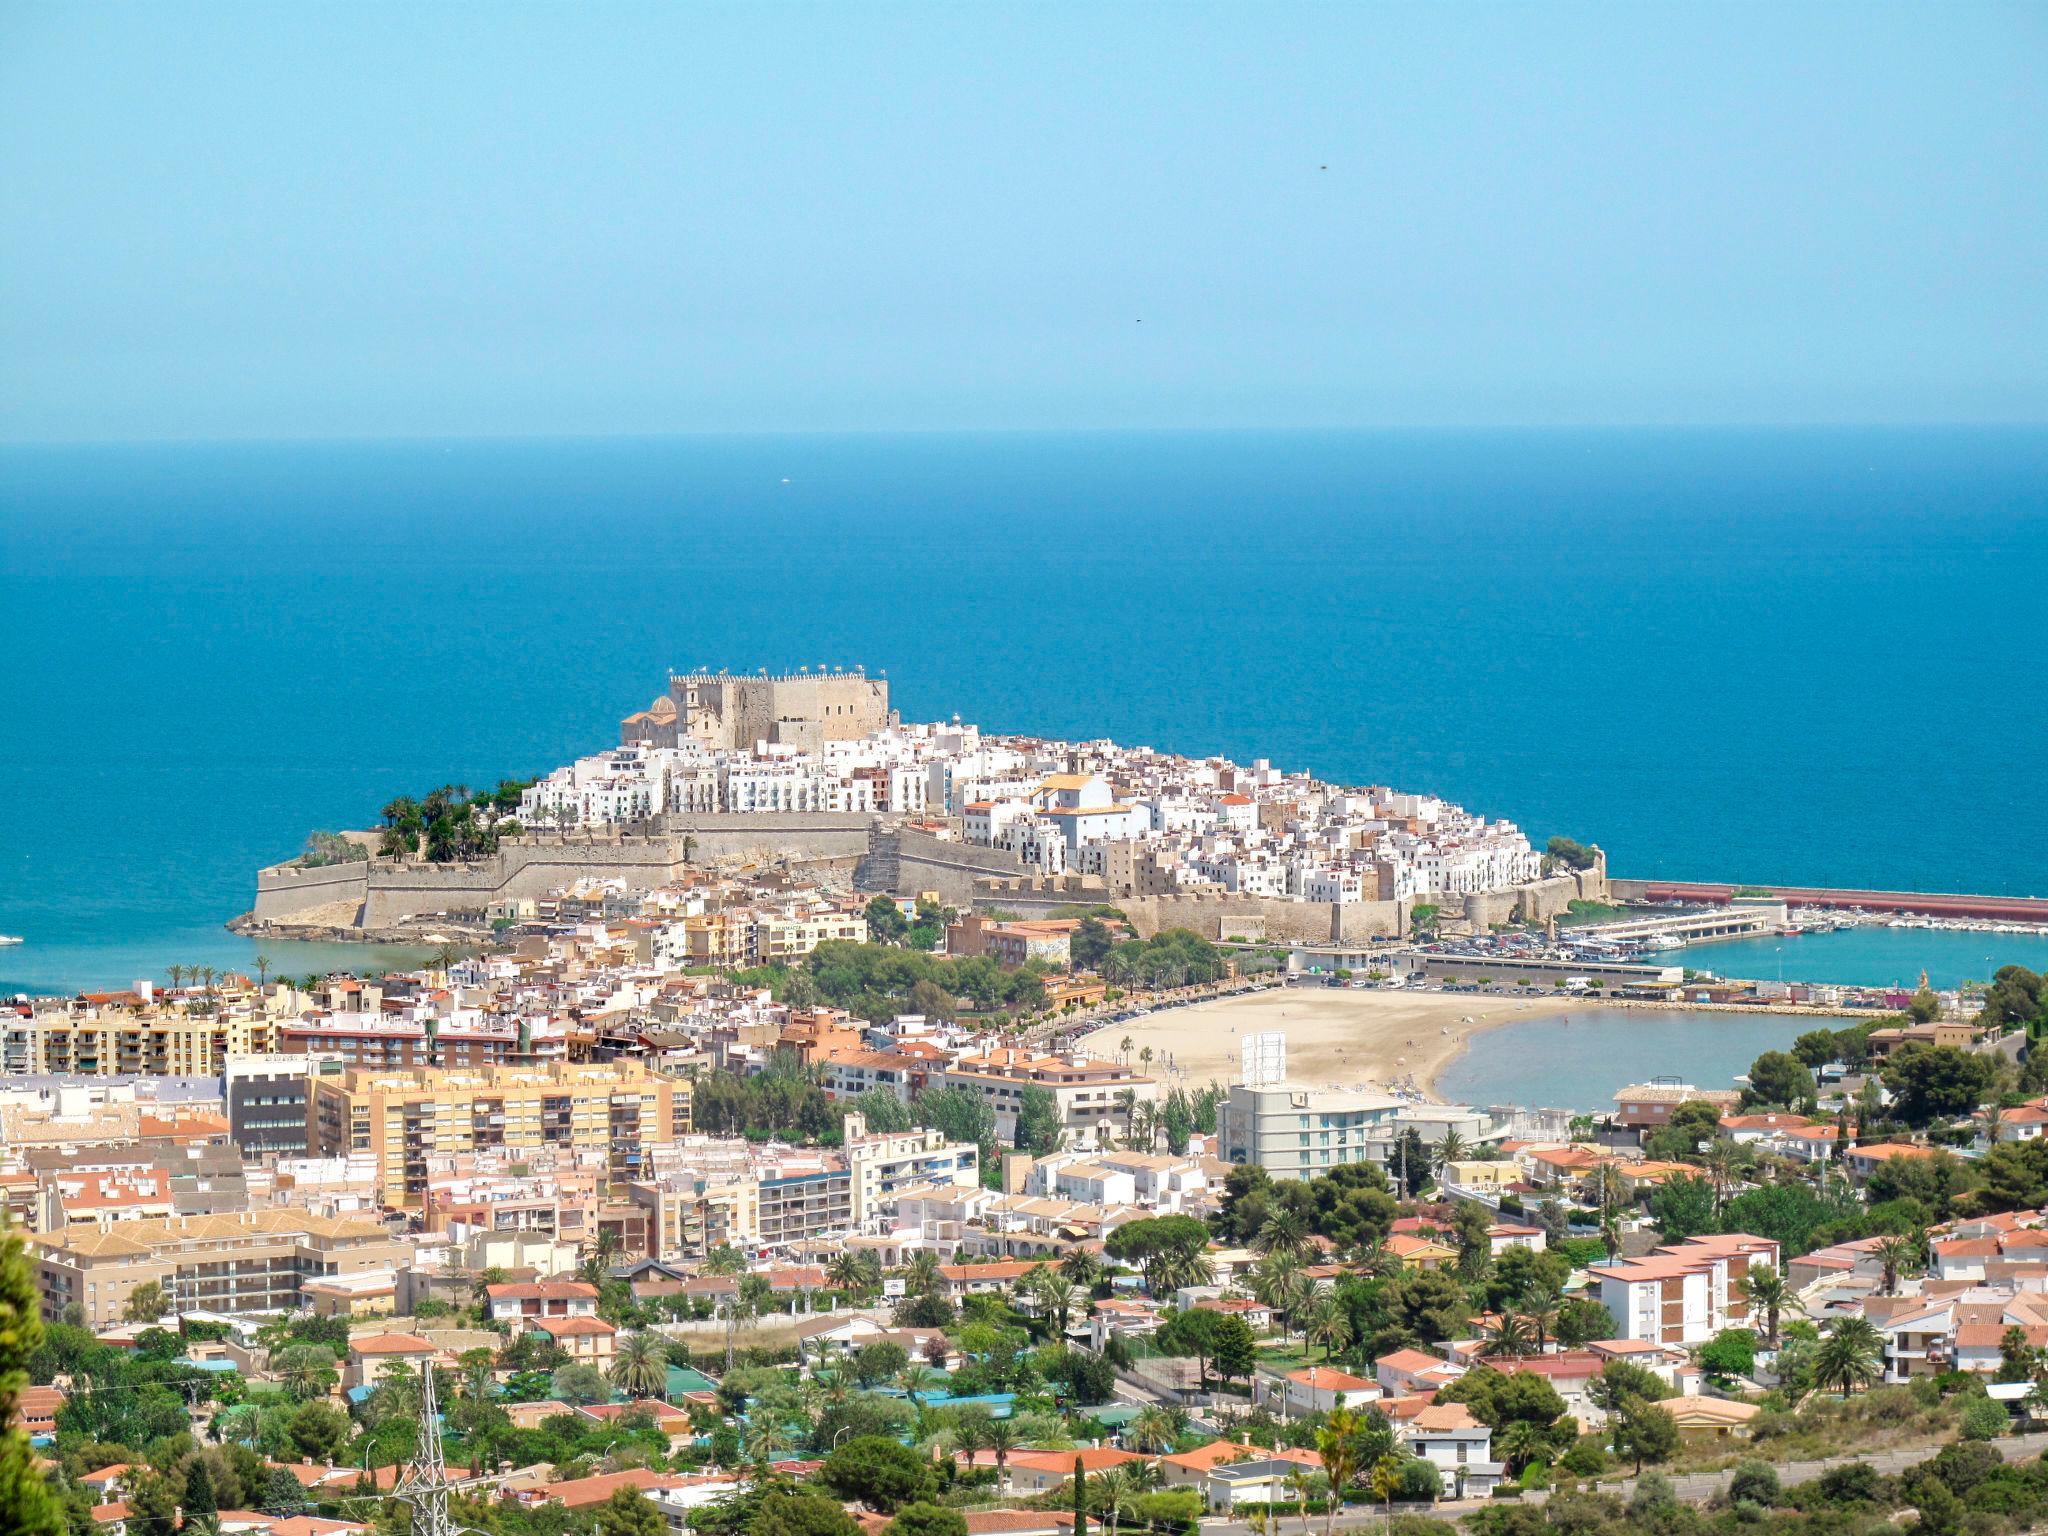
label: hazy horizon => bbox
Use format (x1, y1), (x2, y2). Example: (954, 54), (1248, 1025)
(4, 2), (2044, 442)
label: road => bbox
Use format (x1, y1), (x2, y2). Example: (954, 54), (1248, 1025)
(1189, 1431), (2048, 1533)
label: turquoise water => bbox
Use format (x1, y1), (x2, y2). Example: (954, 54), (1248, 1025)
(1433, 1008), (1818, 1113)
(1668, 926), (2048, 991)
(3, 428), (2045, 994)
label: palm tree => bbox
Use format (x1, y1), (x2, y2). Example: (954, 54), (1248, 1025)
(1316, 1406), (1362, 1536)
(1278, 1273), (1320, 1343)
(1037, 1276), (1079, 1339)
(1281, 1468), (1315, 1536)
(1369, 1453), (1403, 1526)
(1061, 1248), (1104, 1289)
(1699, 1141), (1743, 1207)
(745, 1416), (794, 1464)
(1128, 1404), (1184, 1454)
(1350, 1236), (1400, 1279)
(1518, 1288), (1560, 1352)
(905, 1249), (943, 1296)
(611, 1331), (668, 1398)
(1735, 1264), (1798, 1344)
(985, 1417), (1019, 1488)
(167, 964), (184, 993)
(1303, 1295), (1355, 1362)
(1255, 1211), (1314, 1263)
(826, 1251), (872, 1295)
(255, 954), (272, 990)
(1479, 1314), (1536, 1359)
(1094, 1468), (1140, 1536)
(704, 1244), (747, 1277)
(1120, 1035), (1135, 1063)
(1873, 1233), (1922, 1296)
(1432, 1129), (1469, 1176)
(1812, 1316), (1883, 1397)
(1497, 1420), (1552, 1474)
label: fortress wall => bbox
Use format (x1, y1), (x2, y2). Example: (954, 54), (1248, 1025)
(252, 860), (371, 923)
(963, 880), (1407, 944)
(875, 826), (1033, 906)
(657, 811), (879, 862)
(259, 815), (881, 929)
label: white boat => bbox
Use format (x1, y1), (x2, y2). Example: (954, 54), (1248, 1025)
(0, 935), (21, 946)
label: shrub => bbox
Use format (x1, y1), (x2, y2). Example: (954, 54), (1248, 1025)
(1960, 1396), (2010, 1441)
(1808, 1462), (1885, 1507)
(1396, 1460), (1443, 1502)
(1727, 1461), (1780, 1507)
(1519, 1464), (1551, 1491)
(1558, 1440), (1608, 1477)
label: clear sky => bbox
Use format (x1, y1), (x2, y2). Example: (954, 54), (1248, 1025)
(2, 1), (2043, 441)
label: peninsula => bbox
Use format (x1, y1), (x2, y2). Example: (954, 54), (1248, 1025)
(240, 665), (1605, 944)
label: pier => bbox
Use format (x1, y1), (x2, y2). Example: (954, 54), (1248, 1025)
(1614, 879), (2048, 924)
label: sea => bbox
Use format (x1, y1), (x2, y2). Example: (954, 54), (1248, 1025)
(1433, 1009), (1822, 1114)
(3, 427), (2046, 1000)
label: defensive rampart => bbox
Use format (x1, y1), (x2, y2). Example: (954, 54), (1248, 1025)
(251, 813), (878, 929)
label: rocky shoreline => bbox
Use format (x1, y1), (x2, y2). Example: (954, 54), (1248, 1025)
(225, 910), (493, 946)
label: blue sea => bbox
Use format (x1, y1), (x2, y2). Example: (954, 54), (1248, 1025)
(1433, 1009), (1821, 1114)
(3, 428), (2046, 995)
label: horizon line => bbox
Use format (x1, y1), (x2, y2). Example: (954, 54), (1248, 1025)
(6, 418), (2048, 451)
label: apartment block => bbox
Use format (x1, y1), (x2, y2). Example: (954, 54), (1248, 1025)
(1589, 1233), (1780, 1346)
(308, 1061), (691, 1208)
(30, 1209), (408, 1325)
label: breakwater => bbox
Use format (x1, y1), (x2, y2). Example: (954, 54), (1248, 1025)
(1613, 878), (2048, 924)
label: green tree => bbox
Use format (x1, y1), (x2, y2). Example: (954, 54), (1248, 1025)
(865, 896), (911, 943)
(1015, 1084), (1063, 1156)
(260, 1469), (309, 1519)
(886, 1507), (967, 1536)
(285, 1399), (352, 1461)
(123, 1281), (171, 1324)
(1960, 1396), (2009, 1440)
(0, 1236), (60, 1536)
(1613, 1397), (1679, 1471)
(1884, 1044), (1997, 1126)
(1698, 1329), (1756, 1380)
(180, 1458), (218, 1530)
(0, 1231), (65, 1536)
(1211, 1314), (1260, 1386)
(1650, 1174), (1717, 1240)
(1545, 837), (1596, 871)
(1743, 1051), (1815, 1109)
(594, 1488), (666, 1536)
(1554, 1297), (1616, 1349)
(125, 1474), (179, 1536)
(551, 1362), (610, 1405)
(1071, 918), (1115, 972)
(1727, 1460), (1779, 1506)
(819, 1437), (937, 1513)
(751, 1494), (863, 1536)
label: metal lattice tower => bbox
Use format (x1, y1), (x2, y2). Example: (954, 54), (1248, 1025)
(395, 1361), (459, 1536)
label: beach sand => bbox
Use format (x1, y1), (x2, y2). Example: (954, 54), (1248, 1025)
(1074, 986), (1576, 1100)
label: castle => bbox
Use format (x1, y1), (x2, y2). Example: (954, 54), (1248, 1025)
(621, 667), (892, 753)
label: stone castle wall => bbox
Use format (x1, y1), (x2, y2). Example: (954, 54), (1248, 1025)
(965, 876), (1408, 944)
(252, 814), (878, 929)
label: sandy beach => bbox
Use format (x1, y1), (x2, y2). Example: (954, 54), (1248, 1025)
(1075, 986), (1576, 1100)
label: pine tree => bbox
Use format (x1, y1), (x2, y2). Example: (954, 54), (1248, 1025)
(1072, 1457), (1088, 1536)
(0, 1229), (63, 1536)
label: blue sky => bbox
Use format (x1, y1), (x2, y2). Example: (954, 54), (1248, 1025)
(2, 2), (2043, 440)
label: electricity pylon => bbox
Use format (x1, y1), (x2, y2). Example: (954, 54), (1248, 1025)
(395, 1361), (459, 1536)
